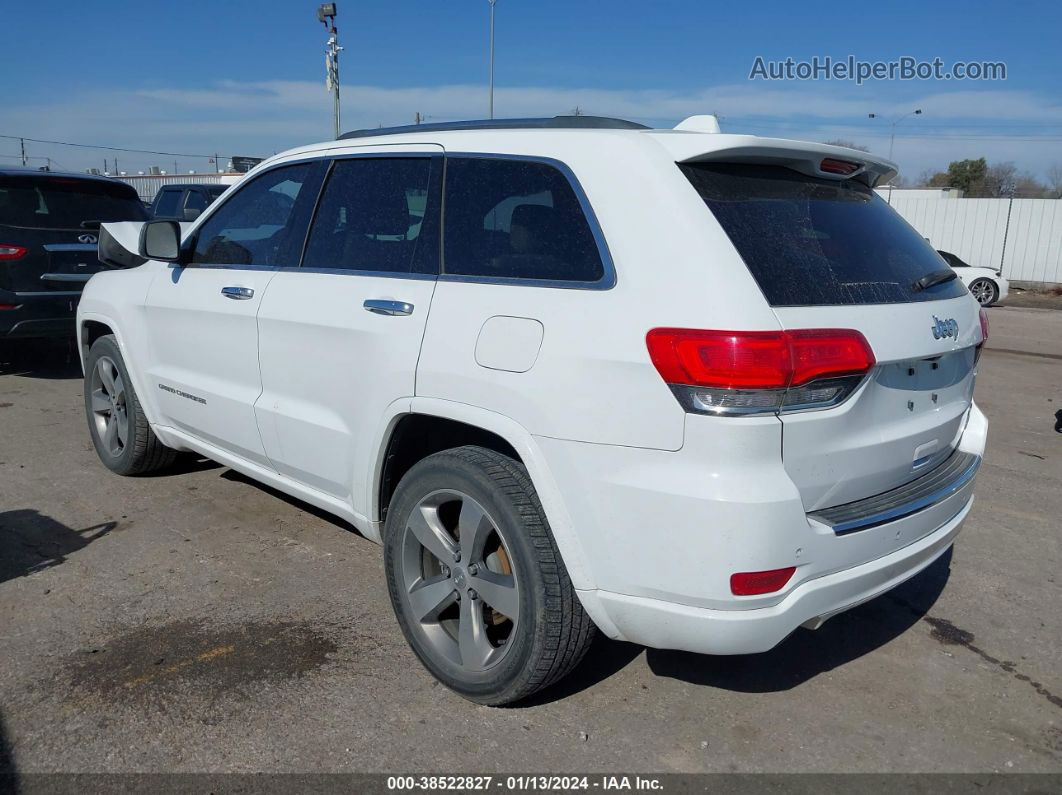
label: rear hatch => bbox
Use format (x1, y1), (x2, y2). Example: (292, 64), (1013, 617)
(0, 174), (147, 294)
(678, 155), (982, 512)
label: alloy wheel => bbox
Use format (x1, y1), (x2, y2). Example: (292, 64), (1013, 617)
(397, 489), (520, 673)
(89, 355), (129, 457)
(971, 279), (996, 306)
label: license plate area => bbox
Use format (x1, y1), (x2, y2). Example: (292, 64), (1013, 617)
(877, 350), (974, 414)
(42, 244), (101, 289)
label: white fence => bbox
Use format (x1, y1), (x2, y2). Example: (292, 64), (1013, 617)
(886, 197), (1062, 285)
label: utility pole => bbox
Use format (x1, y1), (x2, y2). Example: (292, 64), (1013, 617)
(318, 4), (342, 139)
(20, 137), (27, 167)
(488, 0), (497, 119)
(868, 109), (922, 161)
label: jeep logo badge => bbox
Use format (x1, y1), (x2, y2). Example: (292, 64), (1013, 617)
(931, 316), (959, 340)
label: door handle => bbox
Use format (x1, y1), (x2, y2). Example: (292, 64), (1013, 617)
(363, 299), (414, 316)
(221, 286), (254, 300)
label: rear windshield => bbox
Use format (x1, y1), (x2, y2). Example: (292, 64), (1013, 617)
(0, 176), (147, 230)
(680, 163), (967, 306)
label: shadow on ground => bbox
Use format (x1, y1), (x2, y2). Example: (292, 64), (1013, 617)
(0, 338), (82, 380)
(531, 547), (952, 704)
(0, 509), (116, 585)
(0, 709), (15, 791)
(220, 469), (364, 536)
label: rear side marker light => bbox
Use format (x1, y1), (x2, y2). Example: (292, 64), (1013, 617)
(647, 328), (875, 416)
(975, 307), (990, 364)
(0, 244), (27, 261)
(820, 158), (861, 175)
(0, 305), (18, 310)
(731, 567), (796, 596)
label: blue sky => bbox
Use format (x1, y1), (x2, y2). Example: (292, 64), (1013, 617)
(2, 0), (1060, 180)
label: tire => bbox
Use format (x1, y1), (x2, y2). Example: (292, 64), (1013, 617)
(384, 445), (596, 705)
(84, 334), (177, 476)
(969, 277), (999, 307)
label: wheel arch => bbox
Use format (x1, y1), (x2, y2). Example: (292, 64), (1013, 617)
(78, 311), (163, 428)
(370, 397), (597, 592)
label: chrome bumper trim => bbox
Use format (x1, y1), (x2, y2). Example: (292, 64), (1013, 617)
(809, 450), (981, 536)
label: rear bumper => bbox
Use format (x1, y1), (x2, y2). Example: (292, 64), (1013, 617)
(584, 496), (968, 654)
(0, 290), (79, 339)
(540, 402), (988, 655)
(995, 277), (1010, 303)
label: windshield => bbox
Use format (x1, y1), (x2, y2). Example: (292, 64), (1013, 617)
(680, 163), (968, 306)
(0, 176), (147, 230)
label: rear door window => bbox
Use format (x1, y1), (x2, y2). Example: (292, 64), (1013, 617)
(0, 176), (146, 229)
(442, 157), (605, 284)
(192, 163), (315, 267)
(183, 190), (208, 218)
(153, 188), (182, 218)
(680, 163), (968, 305)
(302, 157), (438, 274)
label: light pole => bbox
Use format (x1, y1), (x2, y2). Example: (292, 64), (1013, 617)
(488, 0), (497, 119)
(868, 109), (922, 160)
(318, 3), (342, 139)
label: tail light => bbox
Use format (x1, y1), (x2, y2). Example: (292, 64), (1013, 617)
(0, 245), (27, 261)
(731, 567), (796, 596)
(646, 328), (875, 416)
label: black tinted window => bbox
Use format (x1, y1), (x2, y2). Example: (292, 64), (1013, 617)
(443, 158), (604, 283)
(681, 163), (968, 305)
(183, 191), (207, 214)
(192, 164), (312, 266)
(153, 189), (182, 217)
(303, 158), (435, 273)
(0, 176), (146, 229)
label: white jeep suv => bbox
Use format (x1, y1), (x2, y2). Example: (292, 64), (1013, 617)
(78, 116), (988, 705)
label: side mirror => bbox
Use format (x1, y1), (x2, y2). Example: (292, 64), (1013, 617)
(182, 207), (202, 221)
(139, 220), (183, 262)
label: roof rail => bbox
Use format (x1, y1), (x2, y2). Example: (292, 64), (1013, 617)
(339, 115), (650, 140)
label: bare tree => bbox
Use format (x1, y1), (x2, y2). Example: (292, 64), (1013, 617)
(1013, 174), (1048, 198)
(1046, 162), (1062, 198)
(914, 168), (938, 187)
(983, 161), (1019, 197)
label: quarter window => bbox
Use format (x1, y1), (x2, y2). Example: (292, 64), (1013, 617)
(302, 157), (436, 274)
(192, 163), (313, 267)
(442, 157), (605, 283)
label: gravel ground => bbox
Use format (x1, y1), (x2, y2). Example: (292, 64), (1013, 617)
(0, 305), (1060, 775)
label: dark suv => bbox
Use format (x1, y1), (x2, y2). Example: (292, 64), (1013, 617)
(1, 169), (147, 339)
(149, 183), (228, 222)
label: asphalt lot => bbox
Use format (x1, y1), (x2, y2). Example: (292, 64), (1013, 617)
(0, 305), (1060, 775)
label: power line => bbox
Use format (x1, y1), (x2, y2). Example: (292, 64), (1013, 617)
(0, 133), (220, 159)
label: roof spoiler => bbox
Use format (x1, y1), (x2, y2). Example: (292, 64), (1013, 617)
(672, 138), (898, 188)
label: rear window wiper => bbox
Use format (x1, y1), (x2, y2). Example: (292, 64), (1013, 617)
(913, 268), (957, 291)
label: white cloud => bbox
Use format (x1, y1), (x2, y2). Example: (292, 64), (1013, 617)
(4, 80), (1061, 180)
